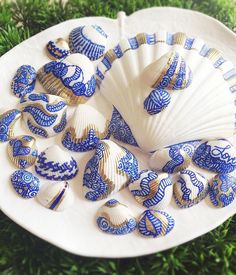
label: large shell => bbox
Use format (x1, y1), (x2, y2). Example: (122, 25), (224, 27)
(96, 199), (137, 235)
(128, 170), (173, 209)
(35, 145), (78, 181)
(97, 31), (236, 152)
(37, 53), (96, 105)
(20, 92), (67, 138)
(61, 104), (110, 152)
(83, 140), (139, 201)
(0, 109), (21, 142)
(46, 38), (70, 60)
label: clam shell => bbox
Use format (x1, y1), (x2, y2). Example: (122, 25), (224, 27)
(192, 139), (236, 173)
(46, 38), (70, 60)
(37, 181), (73, 211)
(96, 199), (137, 235)
(11, 169), (40, 199)
(7, 135), (38, 169)
(128, 170), (173, 209)
(138, 209), (175, 238)
(62, 104), (110, 152)
(69, 25), (107, 60)
(209, 174), (236, 208)
(173, 169), (209, 208)
(0, 109), (21, 142)
(35, 145), (78, 181)
(37, 53), (96, 105)
(83, 140), (139, 201)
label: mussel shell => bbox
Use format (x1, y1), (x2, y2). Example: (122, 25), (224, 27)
(0, 109), (21, 142)
(46, 38), (70, 60)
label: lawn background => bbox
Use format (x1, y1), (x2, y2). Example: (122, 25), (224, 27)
(1, 0), (236, 274)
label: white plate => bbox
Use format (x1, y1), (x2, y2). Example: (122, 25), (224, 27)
(1, 7), (236, 258)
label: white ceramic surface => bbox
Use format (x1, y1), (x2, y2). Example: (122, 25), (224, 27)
(1, 7), (236, 258)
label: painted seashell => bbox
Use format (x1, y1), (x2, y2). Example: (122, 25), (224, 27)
(7, 135), (38, 169)
(37, 181), (74, 211)
(209, 174), (236, 208)
(20, 92), (67, 138)
(128, 170), (173, 209)
(138, 209), (175, 238)
(35, 145), (78, 181)
(172, 140), (202, 158)
(149, 145), (191, 173)
(83, 140), (139, 201)
(46, 38), (70, 60)
(69, 25), (108, 60)
(173, 169), (209, 208)
(37, 53), (96, 105)
(192, 139), (236, 174)
(11, 65), (36, 98)
(97, 31), (236, 152)
(0, 109), (21, 142)
(96, 199), (137, 235)
(62, 104), (110, 152)
(11, 169), (40, 199)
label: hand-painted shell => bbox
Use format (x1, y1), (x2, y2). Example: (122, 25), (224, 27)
(0, 109), (21, 142)
(46, 38), (70, 60)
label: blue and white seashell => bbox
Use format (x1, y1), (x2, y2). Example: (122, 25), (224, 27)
(11, 65), (36, 98)
(69, 25), (108, 60)
(0, 109), (21, 142)
(171, 140), (202, 158)
(62, 104), (110, 152)
(96, 199), (137, 235)
(83, 140), (139, 201)
(7, 135), (38, 169)
(11, 169), (40, 199)
(20, 92), (67, 138)
(35, 145), (78, 181)
(209, 174), (236, 208)
(138, 209), (175, 238)
(192, 139), (236, 174)
(173, 169), (209, 208)
(46, 38), (70, 60)
(37, 181), (74, 211)
(128, 170), (173, 209)
(37, 53), (96, 105)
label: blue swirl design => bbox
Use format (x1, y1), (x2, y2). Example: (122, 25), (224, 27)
(20, 93), (49, 103)
(0, 109), (21, 142)
(27, 119), (48, 138)
(118, 149), (139, 182)
(162, 146), (187, 173)
(170, 140), (201, 158)
(10, 139), (31, 157)
(46, 101), (66, 112)
(53, 111), (67, 133)
(46, 40), (70, 60)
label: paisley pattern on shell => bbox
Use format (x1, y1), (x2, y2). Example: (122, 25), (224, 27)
(53, 111), (67, 133)
(0, 109), (21, 142)
(46, 38), (70, 60)
(21, 93), (49, 103)
(27, 119), (48, 138)
(118, 149), (139, 182)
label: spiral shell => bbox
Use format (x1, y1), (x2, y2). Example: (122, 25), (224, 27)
(0, 109), (21, 142)
(46, 38), (70, 60)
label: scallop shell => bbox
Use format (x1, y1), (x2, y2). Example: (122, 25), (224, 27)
(69, 25), (108, 60)
(62, 104), (110, 152)
(20, 92), (67, 138)
(128, 170), (173, 209)
(37, 53), (96, 105)
(96, 199), (137, 235)
(46, 38), (70, 60)
(83, 140), (139, 201)
(0, 109), (21, 142)
(173, 169), (209, 208)
(209, 174), (236, 208)
(97, 31), (236, 152)
(35, 145), (78, 181)
(7, 135), (38, 169)
(138, 209), (175, 238)
(37, 181), (73, 211)
(11, 169), (40, 199)
(192, 139), (236, 173)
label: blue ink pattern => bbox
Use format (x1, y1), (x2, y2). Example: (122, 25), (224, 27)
(46, 39), (70, 60)
(0, 109), (21, 142)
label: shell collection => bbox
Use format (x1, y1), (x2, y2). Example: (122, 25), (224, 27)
(0, 109), (21, 142)
(46, 38), (70, 60)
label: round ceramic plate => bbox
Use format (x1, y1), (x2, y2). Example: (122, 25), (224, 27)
(1, 7), (236, 258)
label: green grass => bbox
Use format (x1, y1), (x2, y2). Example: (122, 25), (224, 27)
(1, 0), (236, 274)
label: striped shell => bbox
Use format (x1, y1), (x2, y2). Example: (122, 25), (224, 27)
(46, 38), (70, 60)
(0, 109), (21, 142)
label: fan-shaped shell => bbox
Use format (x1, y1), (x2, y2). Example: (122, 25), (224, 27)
(83, 140), (139, 201)
(0, 109), (21, 142)
(46, 38), (70, 60)
(96, 199), (137, 235)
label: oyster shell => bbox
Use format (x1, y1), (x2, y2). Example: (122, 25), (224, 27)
(0, 109), (21, 142)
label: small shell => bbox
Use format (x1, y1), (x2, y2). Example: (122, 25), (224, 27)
(37, 53), (96, 105)
(46, 38), (70, 60)
(209, 174), (236, 208)
(192, 139), (236, 173)
(7, 135), (38, 169)
(96, 199), (137, 235)
(83, 140), (139, 201)
(37, 181), (73, 211)
(138, 209), (175, 238)
(35, 145), (78, 181)
(11, 65), (36, 98)
(69, 25), (108, 60)
(0, 109), (21, 142)
(62, 104), (110, 152)
(172, 140), (202, 158)
(11, 169), (40, 199)
(173, 169), (209, 208)
(128, 170), (173, 209)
